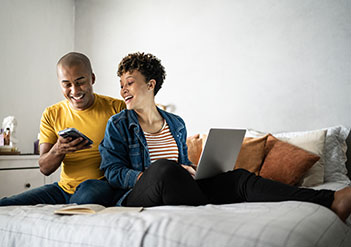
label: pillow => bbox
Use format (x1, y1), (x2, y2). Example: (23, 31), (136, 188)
(260, 135), (320, 185)
(234, 135), (268, 175)
(186, 134), (268, 175)
(247, 126), (351, 185)
(186, 134), (203, 165)
(274, 126), (350, 184)
(322, 126), (350, 183)
(275, 129), (327, 187)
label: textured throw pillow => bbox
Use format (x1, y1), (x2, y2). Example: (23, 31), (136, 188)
(186, 134), (268, 175)
(260, 135), (320, 185)
(273, 126), (350, 184)
(275, 129), (327, 187)
(322, 126), (350, 183)
(247, 126), (351, 185)
(186, 134), (203, 165)
(234, 135), (268, 175)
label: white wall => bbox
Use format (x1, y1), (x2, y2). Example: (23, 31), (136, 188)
(75, 0), (351, 137)
(0, 0), (75, 153)
(1, 0), (350, 153)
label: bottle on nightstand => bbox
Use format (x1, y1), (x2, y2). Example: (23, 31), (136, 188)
(34, 133), (40, 155)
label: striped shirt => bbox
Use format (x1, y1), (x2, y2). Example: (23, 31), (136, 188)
(144, 121), (179, 163)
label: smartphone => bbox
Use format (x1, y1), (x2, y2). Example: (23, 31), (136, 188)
(58, 128), (93, 146)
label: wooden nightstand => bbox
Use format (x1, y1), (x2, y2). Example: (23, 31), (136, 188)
(0, 155), (60, 198)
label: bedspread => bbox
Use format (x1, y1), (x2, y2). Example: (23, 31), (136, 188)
(1, 201), (350, 247)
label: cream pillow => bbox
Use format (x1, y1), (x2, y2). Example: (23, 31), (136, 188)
(275, 129), (327, 187)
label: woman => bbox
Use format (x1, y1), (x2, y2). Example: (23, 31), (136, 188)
(99, 52), (351, 222)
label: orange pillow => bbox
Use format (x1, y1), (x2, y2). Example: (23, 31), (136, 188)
(234, 135), (268, 175)
(187, 134), (268, 176)
(259, 135), (320, 185)
(186, 134), (203, 165)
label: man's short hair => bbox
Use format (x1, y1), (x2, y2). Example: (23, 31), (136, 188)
(117, 52), (166, 96)
(57, 52), (93, 74)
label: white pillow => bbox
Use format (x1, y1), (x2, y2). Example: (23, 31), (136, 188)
(246, 125), (351, 185)
(323, 126), (350, 184)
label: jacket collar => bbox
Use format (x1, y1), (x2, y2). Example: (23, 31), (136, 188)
(126, 108), (185, 133)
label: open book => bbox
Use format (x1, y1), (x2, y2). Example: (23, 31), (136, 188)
(54, 204), (143, 215)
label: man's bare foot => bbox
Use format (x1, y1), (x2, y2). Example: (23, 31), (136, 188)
(331, 187), (351, 222)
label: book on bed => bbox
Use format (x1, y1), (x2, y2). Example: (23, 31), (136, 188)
(54, 204), (143, 215)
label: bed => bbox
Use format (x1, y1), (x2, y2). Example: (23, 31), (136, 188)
(1, 125), (351, 247)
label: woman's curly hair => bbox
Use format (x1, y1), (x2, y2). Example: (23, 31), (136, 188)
(117, 52), (166, 95)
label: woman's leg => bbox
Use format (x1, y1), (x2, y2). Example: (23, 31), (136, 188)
(331, 187), (351, 221)
(197, 168), (334, 208)
(123, 159), (208, 207)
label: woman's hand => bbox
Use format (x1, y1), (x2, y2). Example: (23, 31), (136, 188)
(181, 164), (196, 178)
(137, 172), (144, 181)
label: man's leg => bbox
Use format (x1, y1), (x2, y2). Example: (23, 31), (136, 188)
(197, 168), (334, 208)
(70, 179), (122, 206)
(124, 159), (209, 207)
(0, 183), (68, 206)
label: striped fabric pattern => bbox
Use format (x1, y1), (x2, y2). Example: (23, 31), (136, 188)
(144, 122), (179, 163)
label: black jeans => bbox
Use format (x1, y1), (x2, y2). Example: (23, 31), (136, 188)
(123, 159), (335, 208)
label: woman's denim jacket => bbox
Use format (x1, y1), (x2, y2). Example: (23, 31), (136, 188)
(99, 108), (192, 205)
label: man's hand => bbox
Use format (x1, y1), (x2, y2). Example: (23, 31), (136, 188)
(181, 164), (196, 178)
(39, 136), (92, 176)
(52, 136), (92, 155)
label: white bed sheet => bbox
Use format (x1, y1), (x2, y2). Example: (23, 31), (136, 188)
(1, 200), (350, 247)
(311, 181), (350, 191)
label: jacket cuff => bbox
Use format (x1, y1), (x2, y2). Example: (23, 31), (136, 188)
(124, 169), (142, 188)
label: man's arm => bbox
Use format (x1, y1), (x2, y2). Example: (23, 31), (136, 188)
(39, 136), (90, 176)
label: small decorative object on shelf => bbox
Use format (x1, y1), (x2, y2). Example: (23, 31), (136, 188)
(0, 116), (20, 155)
(0, 146), (20, 155)
(4, 128), (10, 145)
(34, 133), (40, 155)
(0, 128), (4, 146)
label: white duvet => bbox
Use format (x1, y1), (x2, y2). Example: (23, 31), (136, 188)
(1, 200), (350, 247)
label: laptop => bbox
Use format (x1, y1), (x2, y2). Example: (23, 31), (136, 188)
(194, 128), (246, 180)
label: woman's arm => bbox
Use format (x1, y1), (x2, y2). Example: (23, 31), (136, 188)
(178, 116), (192, 166)
(99, 119), (142, 189)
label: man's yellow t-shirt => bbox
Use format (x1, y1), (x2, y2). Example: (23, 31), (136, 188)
(39, 94), (125, 194)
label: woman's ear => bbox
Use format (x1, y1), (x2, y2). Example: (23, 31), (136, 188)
(148, 79), (156, 91)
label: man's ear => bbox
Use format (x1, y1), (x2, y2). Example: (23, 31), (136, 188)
(148, 79), (156, 90)
(91, 73), (96, 85)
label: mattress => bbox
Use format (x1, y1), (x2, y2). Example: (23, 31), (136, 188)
(0, 200), (350, 247)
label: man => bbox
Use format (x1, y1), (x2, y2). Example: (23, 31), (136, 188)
(0, 52), (126, 206)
